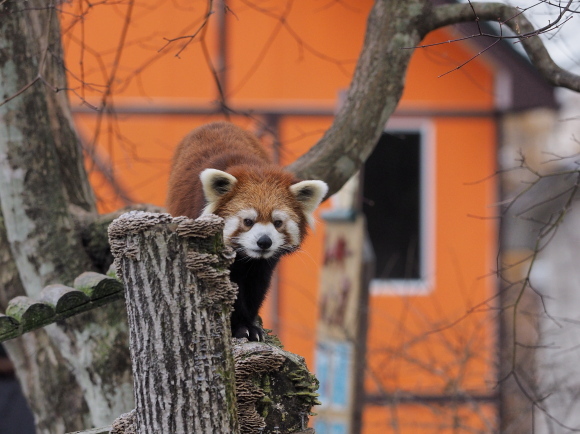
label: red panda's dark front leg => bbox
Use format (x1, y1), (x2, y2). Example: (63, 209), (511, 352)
(231, 301), (264, 342)
(229, 256), (278, 341)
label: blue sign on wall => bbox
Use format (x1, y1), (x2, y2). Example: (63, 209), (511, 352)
(315, 340), (353, 409)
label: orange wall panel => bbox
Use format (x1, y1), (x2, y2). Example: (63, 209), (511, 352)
(61, 1), (220, 103)
(400, 28), (496, 111)
(363, 403), (497, 434)
(75, 114), (258, 212)
(226, 0), (372, 102)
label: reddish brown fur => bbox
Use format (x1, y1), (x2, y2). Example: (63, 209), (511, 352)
(166, 122), (309, 240)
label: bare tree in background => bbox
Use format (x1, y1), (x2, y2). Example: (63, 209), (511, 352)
(1, 0), (580, 432)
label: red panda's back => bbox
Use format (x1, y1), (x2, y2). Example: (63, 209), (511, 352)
(166, 122), (272, 218)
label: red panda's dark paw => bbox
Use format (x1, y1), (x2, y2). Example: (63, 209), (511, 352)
(233, 325), (264, 342)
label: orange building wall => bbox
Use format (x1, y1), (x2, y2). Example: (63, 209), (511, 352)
(226, 1), (370, 102)
(362, 117), (498, 433)
(61, 1), (500, 432)
(401, 30), (496, 110)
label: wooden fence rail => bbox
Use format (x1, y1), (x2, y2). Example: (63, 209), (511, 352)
(0, 271), (123, 342)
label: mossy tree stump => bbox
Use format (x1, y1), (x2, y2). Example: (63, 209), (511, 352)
(234, 341), (320, 433)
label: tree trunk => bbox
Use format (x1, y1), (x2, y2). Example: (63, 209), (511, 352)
(0, 1), (133, 431)
(109, 212), (239, 433)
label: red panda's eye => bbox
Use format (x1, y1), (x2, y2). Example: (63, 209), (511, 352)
(243, 218), (254, 227)
(273, 220), (283, 228)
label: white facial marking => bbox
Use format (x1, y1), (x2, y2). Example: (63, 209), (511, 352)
(237, 222), (284, 259)
(222, 210), (257, 246)
(238, 208), (258, 221)
(271, 210), (288, 222)
(226, 208), (301, 258)
(272, 210), (300, 247)
(223, 216), (240, 245)
(285, 220), (300, 246)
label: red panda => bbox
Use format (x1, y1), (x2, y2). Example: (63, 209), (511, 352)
(167, 122), (328, 341)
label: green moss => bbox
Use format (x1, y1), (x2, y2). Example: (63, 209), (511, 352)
(243, 343), (321, 432)
(283, 362), (321, 408)
(213, 233), (224, 254)
(216, 364), (238, 420)
(262, 326), (284, 349)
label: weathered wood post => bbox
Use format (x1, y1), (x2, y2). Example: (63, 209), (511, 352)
(108, 211), (239, 433)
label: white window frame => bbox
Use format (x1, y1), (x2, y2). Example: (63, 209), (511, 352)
(369, 118), (436, 296)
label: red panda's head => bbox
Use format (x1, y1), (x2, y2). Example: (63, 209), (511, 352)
(199, 167), (328, 259)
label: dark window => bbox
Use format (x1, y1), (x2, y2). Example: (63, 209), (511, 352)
(362, 132), (422, 280)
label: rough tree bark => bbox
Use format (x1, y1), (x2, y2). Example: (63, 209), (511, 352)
(109, 212), (239, 433)
(0, 1), (133, 431)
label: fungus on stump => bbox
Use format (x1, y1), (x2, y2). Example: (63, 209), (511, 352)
(234, 340), (320, 433)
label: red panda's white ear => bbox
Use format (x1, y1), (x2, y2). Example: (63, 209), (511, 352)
(290, 180), (328, 225)
(200, 169), (237, 214)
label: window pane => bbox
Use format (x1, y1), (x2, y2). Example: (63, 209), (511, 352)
(362, 132), (421, 280)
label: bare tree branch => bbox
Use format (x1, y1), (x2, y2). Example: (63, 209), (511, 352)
(427, 1), (580, 92)
(158, 0), (214, 57)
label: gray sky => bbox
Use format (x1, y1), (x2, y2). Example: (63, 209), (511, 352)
(460, 0), (580, 72)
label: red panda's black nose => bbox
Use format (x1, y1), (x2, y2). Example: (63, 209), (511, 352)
(257, 235), (272, 250)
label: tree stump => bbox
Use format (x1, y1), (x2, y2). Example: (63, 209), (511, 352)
(106, 211), (320, 434)
(233, 339), (320, 433)
(108, 211), (239, 434)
